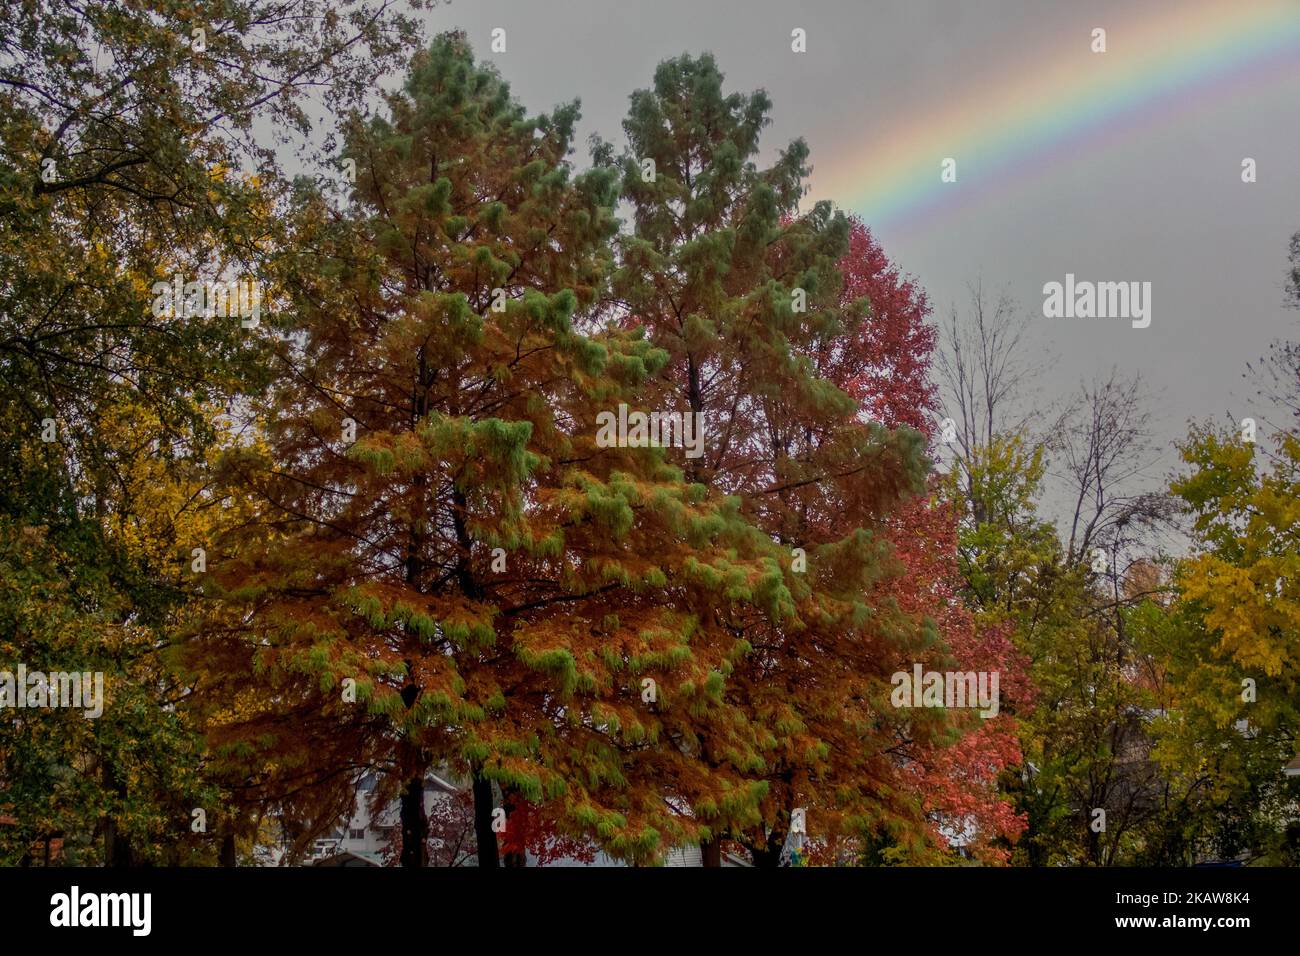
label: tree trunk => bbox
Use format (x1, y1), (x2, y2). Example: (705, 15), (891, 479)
(747, 826), (787, 867)
(700, 837), (722, 867)
(219, 831), (237, 867)
(473, 773), (500, 868)
(399, 775), (428, 867)
(103, 763), (133, 867)
(105, 820), (133, 867)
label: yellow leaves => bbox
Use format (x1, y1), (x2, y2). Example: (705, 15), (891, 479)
(206, 685), (283, 729)
(91, 398), (235, 573)
(1181, 557), (1287, 675)
(1175, 426), (1300, 679)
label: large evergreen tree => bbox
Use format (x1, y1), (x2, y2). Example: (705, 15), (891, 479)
(197, 34), (791, 867)
(608, 54), (951, 865)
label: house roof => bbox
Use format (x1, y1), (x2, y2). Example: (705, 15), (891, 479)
(1284, 753), (1300, 777)
(310, 849), (384, 868)
(426, 772), (459, 795)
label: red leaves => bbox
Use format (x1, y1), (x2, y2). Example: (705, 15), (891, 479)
(831, 222), (1031, 861)
(828, 217), (939, 436)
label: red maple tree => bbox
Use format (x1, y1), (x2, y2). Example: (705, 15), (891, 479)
(826, 218), (1029, 862)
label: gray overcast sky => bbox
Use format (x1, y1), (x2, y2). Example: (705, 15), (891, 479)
(389, 0), (1300, 521)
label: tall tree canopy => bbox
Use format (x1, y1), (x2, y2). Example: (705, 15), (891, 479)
(0, 0), (422, 865)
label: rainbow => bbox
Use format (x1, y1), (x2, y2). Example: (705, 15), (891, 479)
(812, 0), (1300, 234)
